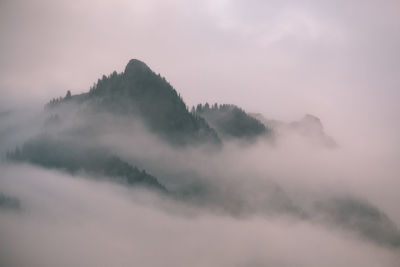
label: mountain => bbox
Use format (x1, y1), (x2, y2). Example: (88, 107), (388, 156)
(47, 59), (220, 146)
(4, 59), (400, 250)
(252, 113), (337, 148)
(10, 59), (275, 193)
(315, 197), (400, 247)
(289, 114), (336, 146)
(7, 135), (166, 192)
(193, 103), (268, 140)
(0, 193), (21, 211)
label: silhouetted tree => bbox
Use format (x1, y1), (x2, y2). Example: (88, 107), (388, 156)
(65, 90), (72, 100)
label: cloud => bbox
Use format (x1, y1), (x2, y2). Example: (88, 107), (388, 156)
(0, 97), (399, 266)
(1, 163), (399, 267)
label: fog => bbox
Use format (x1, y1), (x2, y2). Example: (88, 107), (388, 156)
(1, 164), (399, 267)
(1, 100), (400, 266)
(1, 0), (400, 266)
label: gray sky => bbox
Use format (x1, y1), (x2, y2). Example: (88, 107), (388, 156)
(1, 0), (399, 145)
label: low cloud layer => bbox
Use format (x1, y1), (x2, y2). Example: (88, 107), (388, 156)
(1, 99), (400, 266)
(1, 163), (399, 267)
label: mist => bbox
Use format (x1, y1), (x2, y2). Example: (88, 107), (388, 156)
(1, 0), (400, 266)
(1, 95), (400, 266)
(1, 163), (399, 267)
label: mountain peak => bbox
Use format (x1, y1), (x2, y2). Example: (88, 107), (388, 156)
(298, 114), (323, 132)
(124, 59), (151, 75)
(46, 58), (221, 146)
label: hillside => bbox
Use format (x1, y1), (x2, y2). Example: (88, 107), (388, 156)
(193, 103), (268, 140)
(7, 135), (166, 192)
(47, 59), (220, 146)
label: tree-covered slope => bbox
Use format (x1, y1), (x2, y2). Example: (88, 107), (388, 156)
(193, 103), (268, 140)
(7, 135), (166, 192)
(47, 59), (220, 146)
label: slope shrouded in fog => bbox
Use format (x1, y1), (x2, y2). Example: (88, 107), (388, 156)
(1, 58), (400, 266)
(1, 0), (400, 266)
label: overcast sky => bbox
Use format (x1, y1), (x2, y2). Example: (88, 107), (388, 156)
(1, 0), (399, 146)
